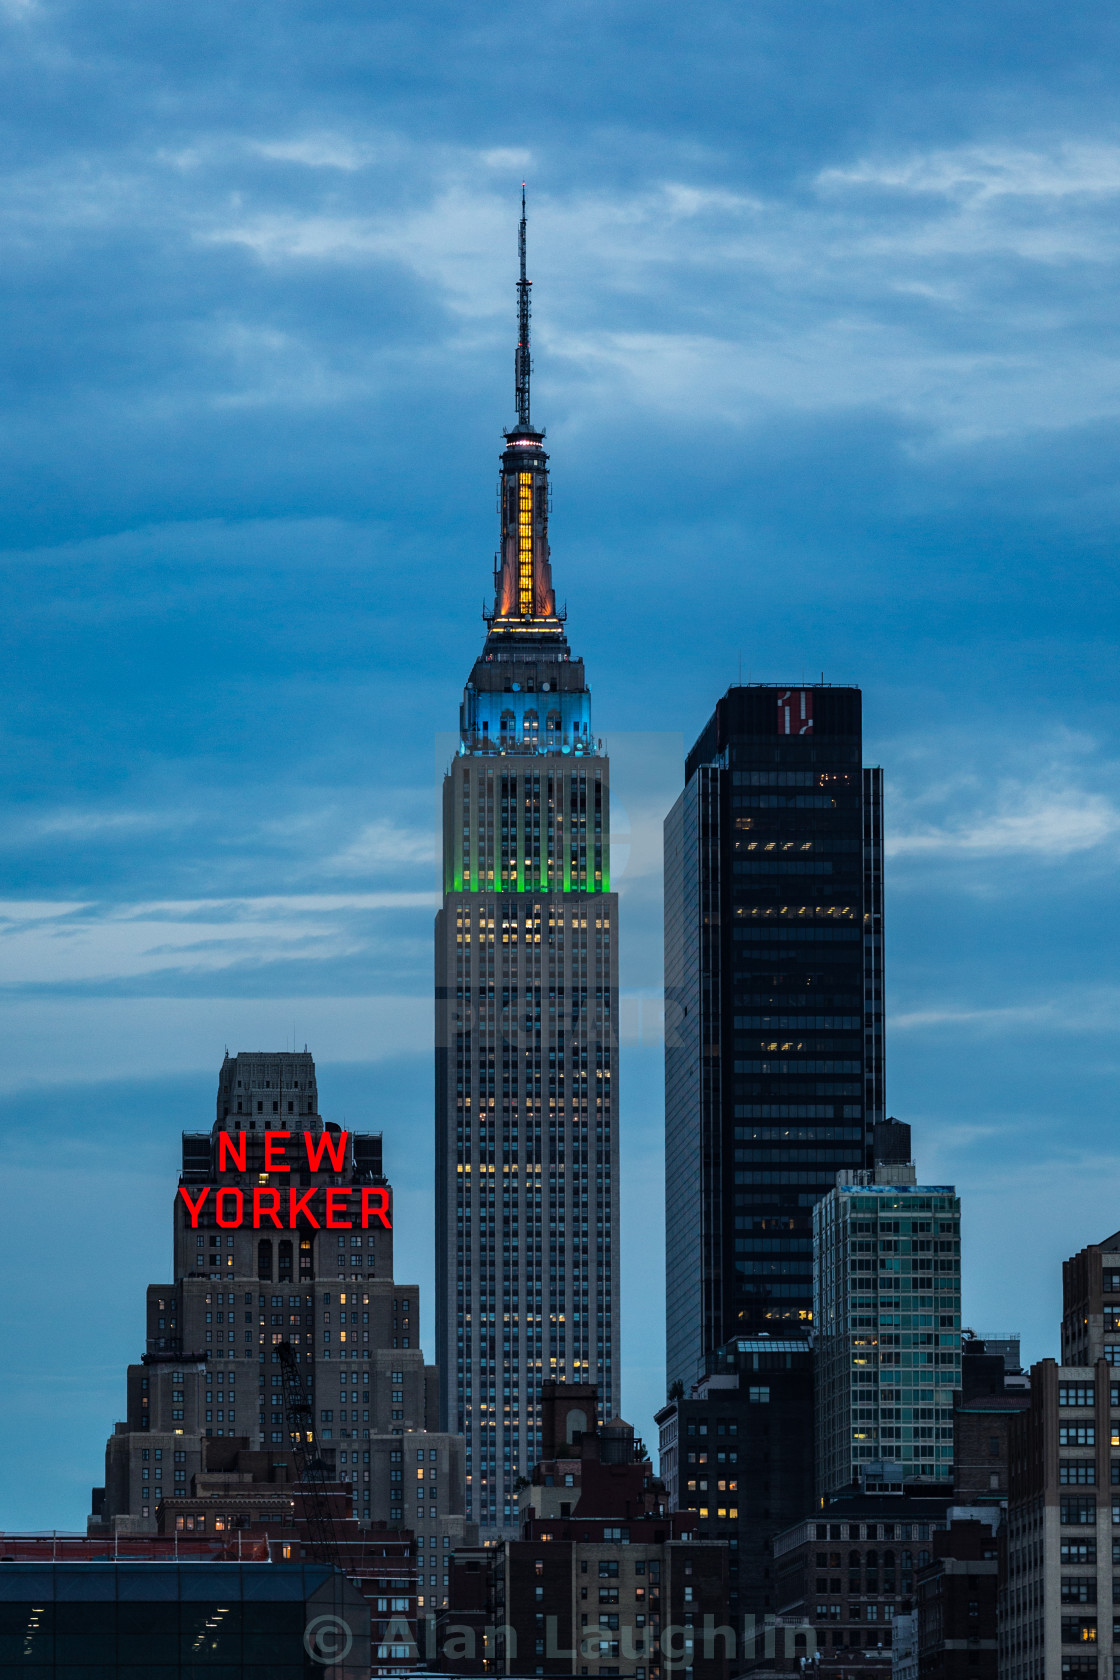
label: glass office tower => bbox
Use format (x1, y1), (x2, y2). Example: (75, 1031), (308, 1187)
(814, 1148), (961, 1497)
(664, 684), (884, 1391)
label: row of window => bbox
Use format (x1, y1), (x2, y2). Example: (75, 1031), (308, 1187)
(1059, 1499), (1120, 1525)
(1060, 1386), (1120, 1407)
(1060, 1462), (1120, 1485)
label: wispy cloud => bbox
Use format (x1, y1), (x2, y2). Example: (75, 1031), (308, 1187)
(250, 135), (368, 172)
(894, 986), (1120, 1037)
(0, 994), (432, 1091)
(820, 142), (1120, 208)
(888, 786), (1120, 859)
(325, 819), (435, 876)
(0, 893), (432, 985)
(3, 124), (1116, 441)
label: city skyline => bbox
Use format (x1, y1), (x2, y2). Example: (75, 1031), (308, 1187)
(4, 0), (1120, 1535)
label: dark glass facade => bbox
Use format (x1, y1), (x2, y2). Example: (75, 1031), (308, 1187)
(664, 684), (884, 1388)
(0, 1561), (370, 1677)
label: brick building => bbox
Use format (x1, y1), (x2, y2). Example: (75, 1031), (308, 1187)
(771, 1482), (954, 1671)
(1001, 1232), (1120, 1680)
(915, 1515), (999, 1678)
(952, 1337), (1030, 1506)
(440, 1385), (733, 1678)
(655, 1336), (814, 1624)
(491, 1533), (728, 1680)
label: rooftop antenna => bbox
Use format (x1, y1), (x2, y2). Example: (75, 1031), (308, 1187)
(515, 183), (532, 429)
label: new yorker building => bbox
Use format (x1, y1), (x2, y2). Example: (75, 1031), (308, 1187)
(89, 1049), (472, 1592)
(664, 683), (885, 1387)
(434, 197), (620, 1537)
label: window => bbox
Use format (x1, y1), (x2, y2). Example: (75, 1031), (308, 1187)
(599, 1561), (619, 1578)
(1062, 1386), (1097, 1407)
(748, 1387), (770, 1404)
(1062, 1498), (1097, 1525)
(1062, 1462), (1097, 1485)
(1062, 1578), (1097, 1604)
(1060, 1617), (1097, 1644)
(1062, 1427), (1096, 1447)
(1062, 1542), (1097, 1564)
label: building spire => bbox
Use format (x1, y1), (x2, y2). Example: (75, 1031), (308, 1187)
(515, 183), (531, 429)
(484, 189), (563, 641)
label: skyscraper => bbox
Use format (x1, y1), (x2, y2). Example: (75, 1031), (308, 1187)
(813, 1127), (961, 1498)
(434, 196), (620, 1537)
(663, 684), (884, 1390)
(88, 1048), (473, 1594)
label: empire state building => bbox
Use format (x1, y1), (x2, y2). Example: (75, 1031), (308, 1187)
(435, 196), (620, 1536)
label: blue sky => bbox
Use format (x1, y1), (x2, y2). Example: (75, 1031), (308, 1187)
(2, 0), (1120, 1529)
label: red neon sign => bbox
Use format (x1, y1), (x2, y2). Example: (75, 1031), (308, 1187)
(176, 1130), (393, 1231)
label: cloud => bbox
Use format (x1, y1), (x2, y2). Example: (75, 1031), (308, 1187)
(250, 135), (367, 172)
(819, 142), (1120, 207)
(888, 786), (1120, 858)
(893, 1004), (1056, 1031)
(0, 123), (1104, 443)
(893, 985), (1120, 1036)
(325, 819), (435, 876)
(0, 994), (432, 1092)
(0, 893), (433, 985)
(20, 808), (187, 842)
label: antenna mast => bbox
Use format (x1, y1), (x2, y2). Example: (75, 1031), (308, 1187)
(515, 184), (532, 428)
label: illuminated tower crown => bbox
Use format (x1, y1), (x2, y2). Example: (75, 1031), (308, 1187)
(485, 187), (565, 644)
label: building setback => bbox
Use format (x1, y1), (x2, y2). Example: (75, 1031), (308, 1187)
(663, 682), (884, 1390)
(88, 1049), (472, 1616)
(434, 197), (620, 1538)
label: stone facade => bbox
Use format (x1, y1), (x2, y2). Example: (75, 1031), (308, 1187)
(88, 1049), (475, 1610)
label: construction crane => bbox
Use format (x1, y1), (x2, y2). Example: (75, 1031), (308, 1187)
(277, 1340), (343, 1571)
